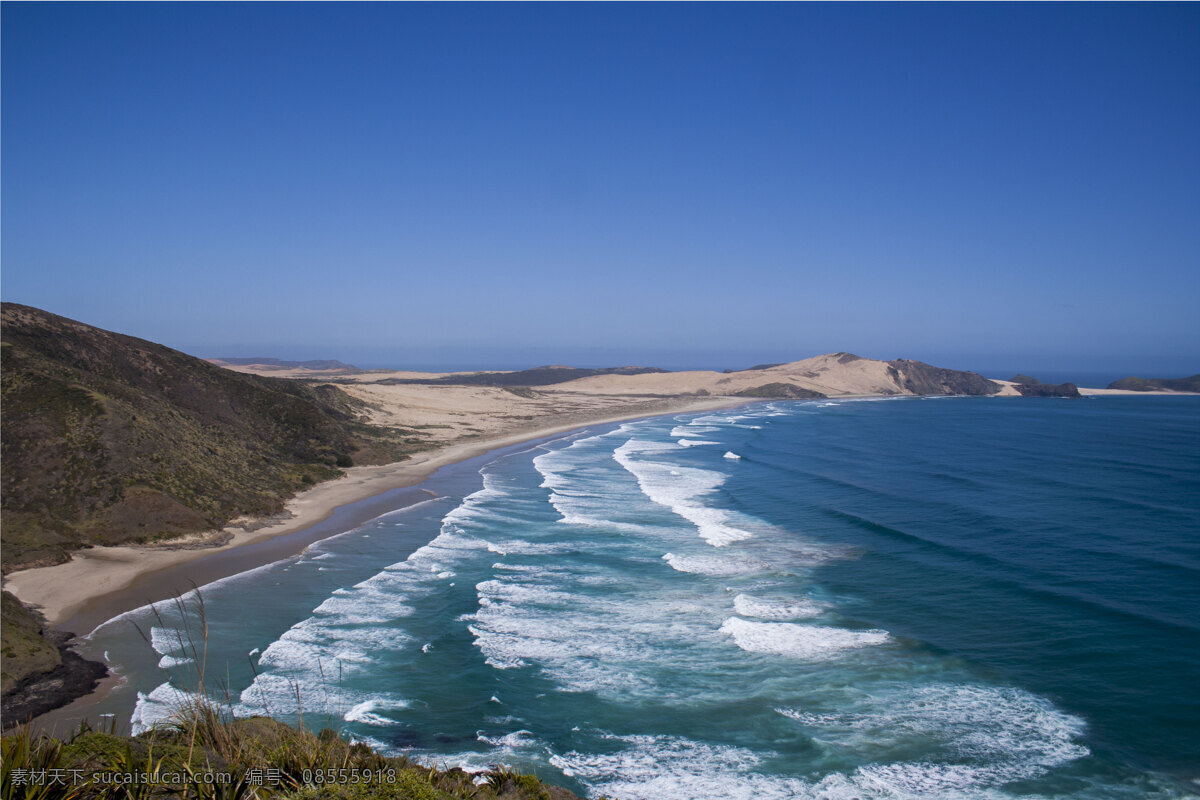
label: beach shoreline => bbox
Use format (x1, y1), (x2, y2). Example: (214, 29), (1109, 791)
(3, 383), (1181, 636)
(4, 388), (1186, 729)
(6, 385), (1181, 634)
(4, 396), (745, 637)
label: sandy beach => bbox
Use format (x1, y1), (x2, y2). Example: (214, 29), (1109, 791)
(5, 358), (1178, 637)
(4, 395), (743, 636)
(10, 354), (1179, 636)
(1075, 387), (1193, 396)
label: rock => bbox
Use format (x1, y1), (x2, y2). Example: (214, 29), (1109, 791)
(2, 636), (108, 728)
(887, 360), (1002, 396)
(1013, 381), (1081, 398)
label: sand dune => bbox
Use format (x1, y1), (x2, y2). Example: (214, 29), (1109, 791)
(555, 353), (908, 396)
(228, 352), (997, 401)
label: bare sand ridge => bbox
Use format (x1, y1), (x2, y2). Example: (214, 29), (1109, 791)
(558, 354), (917, 396)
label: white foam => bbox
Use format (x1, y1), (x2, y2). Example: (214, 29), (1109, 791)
(130, 682), (199, 734)
(476, 729), (537, 749)
(237, 663), (411, 724)
(669, 424), (721, 437)
(549, 721), (1091, 800)
(147, 626), (200, 671)
(723, 451), (742, 460)
(677, 439), (720, 447)
(533, 430), (657, 532)
(720, 617), (889, 659)
(662, 552), (766, 577)
(485, 540), (566, 556)
(776, 683), (1090, 789)
(465, 570), (726, 698)
(439, 473), (514, 529)
(800, 763), (1004, 799)
(733, 593), (825, 620)
(156, 654), (195, 670)
(550, 733), (812, 800)
(344, 699), (406, 726)
(406, 727), (547, 778)
(490, 563), (556, 574)
(687, 412), (765, 430)
(466, 610), (641, 673)
(614, 439), (752, 546)
(475, 579), (575, 606)
(312, 591), (415, 623)
(150, 626), (188, 658)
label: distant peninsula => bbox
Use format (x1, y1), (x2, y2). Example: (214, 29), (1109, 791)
(206, 356), (360, 371)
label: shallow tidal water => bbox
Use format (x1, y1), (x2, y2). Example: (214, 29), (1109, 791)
(84, 396), (1200, 799)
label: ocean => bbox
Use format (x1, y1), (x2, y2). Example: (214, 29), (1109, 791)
(82, 395), (1200, 799)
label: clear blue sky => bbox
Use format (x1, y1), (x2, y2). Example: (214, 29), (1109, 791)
(3, 3), (1198, 374)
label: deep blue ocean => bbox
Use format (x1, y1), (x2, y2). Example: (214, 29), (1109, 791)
(85, 396), (1200, 799)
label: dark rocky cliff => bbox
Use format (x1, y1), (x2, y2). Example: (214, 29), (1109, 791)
(887, 359), (1001, 396)
(1008, 375), (1082, 398)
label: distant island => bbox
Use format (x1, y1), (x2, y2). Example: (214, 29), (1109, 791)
(1107, 374), (1200, 392)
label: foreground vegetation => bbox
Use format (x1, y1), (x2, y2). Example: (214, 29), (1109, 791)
(0, 705), (582, 800)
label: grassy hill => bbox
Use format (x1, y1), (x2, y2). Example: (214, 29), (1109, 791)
(0, 303), (420, 572)
(0, 304), (431, 707)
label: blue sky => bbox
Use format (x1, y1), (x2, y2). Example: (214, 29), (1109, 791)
(3, 3), (1198, 374)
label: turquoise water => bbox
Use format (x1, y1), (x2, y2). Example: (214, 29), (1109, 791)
(86, 396), (1199, 799)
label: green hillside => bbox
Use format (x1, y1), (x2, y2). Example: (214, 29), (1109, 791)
(0, 303), (418, 573)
